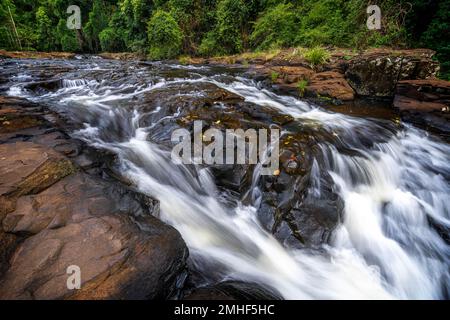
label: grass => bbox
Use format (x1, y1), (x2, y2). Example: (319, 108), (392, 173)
(271, 71), (280, 82)
(240, 48), (281, 62)
(297, 79), (308, 97)
(288, 47), (307, 59)
(178, 55), (191, 65)
(304, 47), (331, 67)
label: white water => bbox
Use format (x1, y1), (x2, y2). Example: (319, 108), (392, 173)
(8, 65), (449, 299)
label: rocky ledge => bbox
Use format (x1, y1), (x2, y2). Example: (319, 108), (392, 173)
(394, 79), (450, 135)
(0, 50), (76, 60)
(0, 96), (188, 299)
(189, 47), (449, 137)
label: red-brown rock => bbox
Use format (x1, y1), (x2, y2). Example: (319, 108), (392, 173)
(307, 72), (355, 101)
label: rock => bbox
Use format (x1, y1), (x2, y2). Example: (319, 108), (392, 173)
(0, 142), (76, 198)
(266, 66), (314, 84)
(257, 132), (343, 248)
(185, 281), (282, 300)
(0, 95), (189, 300)
(394, 95), (447, 112)
(0, 173), (188, 300)
(306, 72), (355, 101)
(211, 165), (254, 193)
(250, 62), (355, 104)
(346, 49), (440, 98)
(393, 79), (450, 135)
(394, 79), (450, 112)
(98, 52), (145, 61)
(0, 50), (76, 60)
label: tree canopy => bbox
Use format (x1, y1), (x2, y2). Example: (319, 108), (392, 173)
(0, 0), (448, 78)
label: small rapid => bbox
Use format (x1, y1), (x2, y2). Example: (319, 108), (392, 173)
(3, 59), (449, 299)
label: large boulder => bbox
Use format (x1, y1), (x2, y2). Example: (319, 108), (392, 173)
(257, 131), (343, 248)
(346, 49), (440, 98)
(0, 173), (188, 300)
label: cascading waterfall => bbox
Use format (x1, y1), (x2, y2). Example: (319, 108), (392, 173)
(5, 60), (449, 299)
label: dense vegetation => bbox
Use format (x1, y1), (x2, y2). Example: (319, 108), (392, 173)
(0, 0), (449, 78)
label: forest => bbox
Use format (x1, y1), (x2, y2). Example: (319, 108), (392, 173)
(0, 0), (449, 78)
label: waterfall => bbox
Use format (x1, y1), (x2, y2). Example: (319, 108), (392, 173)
(6, 60), (449, 299)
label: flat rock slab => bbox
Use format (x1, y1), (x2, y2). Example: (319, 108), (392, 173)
(394, 79), (450, 112)
(0, 142), (75, 198)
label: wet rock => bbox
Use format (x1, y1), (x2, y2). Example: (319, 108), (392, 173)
(257, 132), (343, 248)
(394, 79), (450, 135)
(346, 49), (440, 98)
(394, 79), (450, 112)
(394, 95), (448, 112)
(0, 95), (189, 300)
(210, 165), (254, 193)
(185, 281), (282, 300)
(0, 173), (188, 300)
(24, 79), (62, 94)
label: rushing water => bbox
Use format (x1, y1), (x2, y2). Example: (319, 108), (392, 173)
(2, 58), (449, 299)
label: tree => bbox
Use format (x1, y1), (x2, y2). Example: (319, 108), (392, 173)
(199, 0), (249, 55)
(147, 9), (183, 59)
(250, 3), (298, 50)
(85, 0), (109, 52)
(36, 6), (54, 51)
(0, 0), (18, 50)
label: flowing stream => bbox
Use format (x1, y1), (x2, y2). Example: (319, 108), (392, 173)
(2, 58), (449, 299)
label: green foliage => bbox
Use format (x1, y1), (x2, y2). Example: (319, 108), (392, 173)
(36, 6), (54, 51)
(304, 47), (331, 67)
(85, 0), (109, 52)
(99, 28), (118, 52)
(250, 3), (297, 50)
(406, 0), (450, 80)
(147, 10), (183, 60)
(270, 71), (279, 82)
(297, 79), (309, 97)
(199, 0), (249, 55)
(0, 0), (447, 75)
(56, 19), (79, 52)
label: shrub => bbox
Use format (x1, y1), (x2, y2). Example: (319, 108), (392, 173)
(178, 55), (191, 65)
(416, 0), (450, 80)
(304, 47), (330, 67)
(147, 10), (183, 60)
